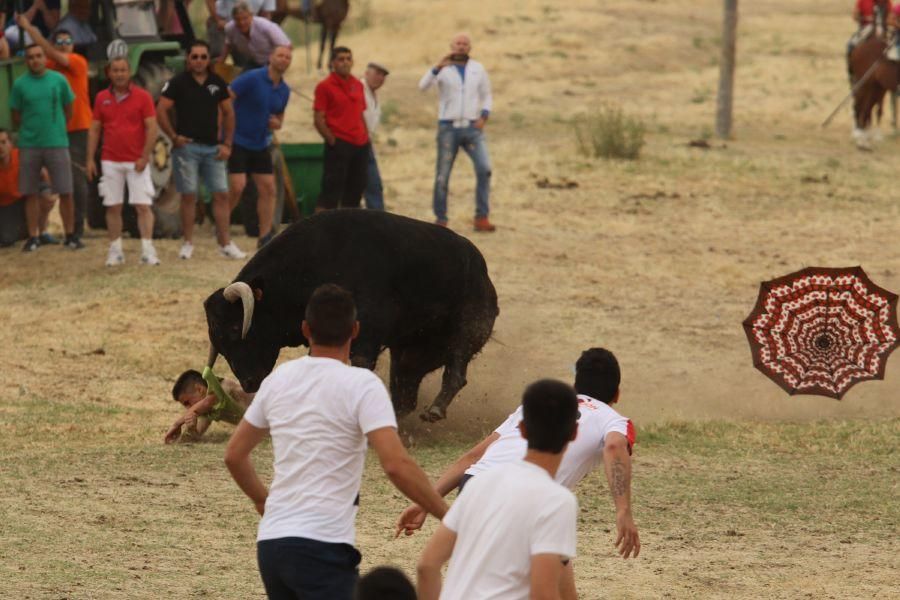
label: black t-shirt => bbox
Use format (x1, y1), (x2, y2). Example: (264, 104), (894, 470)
(160, 71), (230, 146)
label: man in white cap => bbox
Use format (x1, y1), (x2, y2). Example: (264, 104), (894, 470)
(361, 61), (388, 210)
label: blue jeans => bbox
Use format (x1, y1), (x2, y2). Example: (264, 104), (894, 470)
(172, 143), (228, 194)
(432, 123), (492, 222)
(257, 537), (361, 600)
(364, 145), (384, 210)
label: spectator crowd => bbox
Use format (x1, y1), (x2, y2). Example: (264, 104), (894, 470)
(1, 1), (498, 264)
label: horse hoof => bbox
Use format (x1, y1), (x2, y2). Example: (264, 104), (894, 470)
(419, 406), (446, 422)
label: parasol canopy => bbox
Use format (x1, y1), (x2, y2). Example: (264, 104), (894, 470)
(743, 266), (900, 399)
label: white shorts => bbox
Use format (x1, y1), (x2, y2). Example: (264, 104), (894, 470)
(100, 160), (155, 207)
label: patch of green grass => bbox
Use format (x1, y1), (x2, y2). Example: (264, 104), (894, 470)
(573, 105), (646, 160)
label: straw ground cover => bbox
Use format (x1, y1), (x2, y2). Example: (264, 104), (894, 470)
(2, 407), (898, 598)
(2, 0), (900, 597)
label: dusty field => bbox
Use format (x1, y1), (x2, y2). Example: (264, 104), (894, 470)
(2, 0), (900, 597)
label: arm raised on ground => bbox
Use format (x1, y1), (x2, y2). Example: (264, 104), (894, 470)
(395, 431), (499, 537)
(224, 419), (269, 515)
(602, 431), (640, 558)
(367, 426), (447, 520)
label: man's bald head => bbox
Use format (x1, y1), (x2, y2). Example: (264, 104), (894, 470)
(449, 33), (471, 55)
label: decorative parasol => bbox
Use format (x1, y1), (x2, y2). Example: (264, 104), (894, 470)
(743, 266), (900, 399)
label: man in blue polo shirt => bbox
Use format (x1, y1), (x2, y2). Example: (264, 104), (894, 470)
(228, 45), (291, 248)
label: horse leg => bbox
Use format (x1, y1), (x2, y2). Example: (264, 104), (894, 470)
(317, 24), (327, 70)
(329, 27), (339, 63)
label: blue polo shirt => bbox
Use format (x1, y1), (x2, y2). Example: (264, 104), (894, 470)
(231, 67), (290, 151)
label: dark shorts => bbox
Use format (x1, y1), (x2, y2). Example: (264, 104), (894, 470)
(257, 536), (361, 600)
(228, 143), (273, 175)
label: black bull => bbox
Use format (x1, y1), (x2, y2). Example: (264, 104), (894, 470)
(204, 210), (499, 422)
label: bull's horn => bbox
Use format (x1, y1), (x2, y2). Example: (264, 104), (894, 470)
(223, 281), (254, 339)
(206, 344), (218, 368)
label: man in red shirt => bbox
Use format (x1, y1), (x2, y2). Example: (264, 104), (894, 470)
(17, 16), (92, 247)
(313, 46), (369, 210)
(86, 57), (161, 267)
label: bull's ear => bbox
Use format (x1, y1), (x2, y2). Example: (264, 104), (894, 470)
(251, 277), (264, 302)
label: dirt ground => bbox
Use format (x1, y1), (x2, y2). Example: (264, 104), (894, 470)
(2, 0), (900, 597)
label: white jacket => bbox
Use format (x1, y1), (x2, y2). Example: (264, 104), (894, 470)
(418, 59), (493, 124)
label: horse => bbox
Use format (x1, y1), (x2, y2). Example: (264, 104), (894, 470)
(272, 0), (349, 71)
(849, 36), (897, 150)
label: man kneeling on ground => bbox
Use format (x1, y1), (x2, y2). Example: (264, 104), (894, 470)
(165, 369), (254, 443)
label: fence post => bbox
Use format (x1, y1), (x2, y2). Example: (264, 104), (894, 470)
(716, 0), (738, 139)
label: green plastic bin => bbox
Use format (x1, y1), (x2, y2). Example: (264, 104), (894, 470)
(281, 142), (324, 217)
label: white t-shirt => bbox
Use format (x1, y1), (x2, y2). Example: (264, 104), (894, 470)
(243, 356), (397, 544)
(465, 395), (632, 489)
(441, 461), (577, 600)
(361, 77), (381, 136)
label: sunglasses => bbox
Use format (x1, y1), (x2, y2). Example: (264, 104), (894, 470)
(55, 38), (74, 46)
(189, 54), (209, 60)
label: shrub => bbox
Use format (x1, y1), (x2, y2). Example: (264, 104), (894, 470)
(573, 105), (646, 160)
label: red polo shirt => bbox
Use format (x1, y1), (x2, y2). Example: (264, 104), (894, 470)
(314, 72), (368, 146)
(92, 83), (156, 162)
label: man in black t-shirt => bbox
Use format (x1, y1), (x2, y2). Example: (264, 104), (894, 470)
(157, 40), (243, 260)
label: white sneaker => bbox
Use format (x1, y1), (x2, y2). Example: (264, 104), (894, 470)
(219, 241), (247, 260)
(141, 247), (161, 266)
(178, 242), (194, 260)
(105, 245), (124, 267)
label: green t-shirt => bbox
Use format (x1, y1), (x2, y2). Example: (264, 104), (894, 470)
(10, 70), (75, 148)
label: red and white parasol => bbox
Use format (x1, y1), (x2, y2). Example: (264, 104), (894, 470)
(743, 266), (900, 399)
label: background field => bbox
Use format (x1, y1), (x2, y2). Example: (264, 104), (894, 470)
(2, 0), (899, 597)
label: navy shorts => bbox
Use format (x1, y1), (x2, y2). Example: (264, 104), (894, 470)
(228, 143), (273, 175)
(257, 536), (362, 600)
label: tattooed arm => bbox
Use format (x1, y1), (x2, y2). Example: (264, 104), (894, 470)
(602, 431), (640, 558)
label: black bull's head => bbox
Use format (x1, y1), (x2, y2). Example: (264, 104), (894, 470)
(204, 282), (283, 393)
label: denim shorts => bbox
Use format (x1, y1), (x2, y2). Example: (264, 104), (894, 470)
(172, 142), (228, 194)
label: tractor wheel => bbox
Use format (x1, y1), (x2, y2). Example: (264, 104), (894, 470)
(240, 146), (286, 238)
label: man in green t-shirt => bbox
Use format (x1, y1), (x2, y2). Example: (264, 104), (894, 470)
(10, 43), (78, 253)
(164, 369), (255, 443)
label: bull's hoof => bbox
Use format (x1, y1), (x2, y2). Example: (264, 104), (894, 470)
(419, 406), (446, 422)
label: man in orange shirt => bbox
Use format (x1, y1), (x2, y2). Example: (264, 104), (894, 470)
(18, 15), (90, 248)
(0, 129), (56, 246)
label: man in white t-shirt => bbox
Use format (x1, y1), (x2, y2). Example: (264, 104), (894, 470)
(400, 348), (640, 595)
(417, 379), (581, 600)
(224, 284), (448, 600)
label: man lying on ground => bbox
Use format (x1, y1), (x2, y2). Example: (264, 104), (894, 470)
(164, 369), (254, 443)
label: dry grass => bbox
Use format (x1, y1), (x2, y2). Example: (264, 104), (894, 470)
(2, 0), (900, 597)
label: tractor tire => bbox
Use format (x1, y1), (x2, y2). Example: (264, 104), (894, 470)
(240, 146), (286, 238)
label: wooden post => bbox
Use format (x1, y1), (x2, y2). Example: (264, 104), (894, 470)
(716, 0), (738, 139)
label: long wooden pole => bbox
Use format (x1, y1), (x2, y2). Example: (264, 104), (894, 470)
(716, 0), (738, 139)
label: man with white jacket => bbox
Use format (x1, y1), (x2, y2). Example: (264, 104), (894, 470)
(418, 33), (495, 232)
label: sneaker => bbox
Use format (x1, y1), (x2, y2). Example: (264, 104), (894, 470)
(219, 241), (247, 260)
(64, 235), (85, 250)
(141, 246), (161, 266)
(105, 246), (125, 266)
(257, 231), (275, 249)
(178, 242), (194, 260)
(38, 232), (60, 245)
(473, 217), (496, 232)
(22, 237), (40, 253)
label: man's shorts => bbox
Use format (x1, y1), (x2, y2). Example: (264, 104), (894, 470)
(173, 143), (229, 194)
(19, 147), (73, 195)
(228, 143), (273, 175)
(99, 160), (154, 207)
